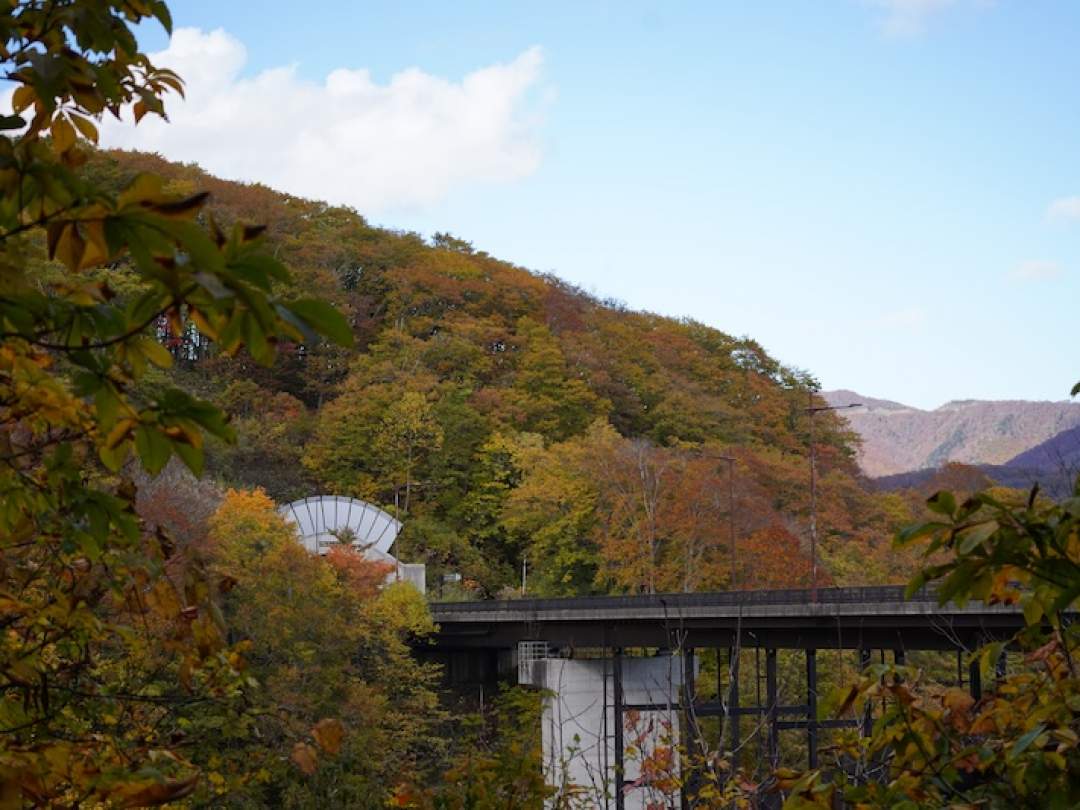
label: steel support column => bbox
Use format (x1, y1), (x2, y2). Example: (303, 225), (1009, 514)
(682, 647), (697, 810)
(859, 648), (872, 737)
(806, 649), (818, 769)
(614, 648), (625, 810)
(729, 646), (741, 774)
(766, 648), (779, 769)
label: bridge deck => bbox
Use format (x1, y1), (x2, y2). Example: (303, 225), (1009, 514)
(428, 586), (1024, 651)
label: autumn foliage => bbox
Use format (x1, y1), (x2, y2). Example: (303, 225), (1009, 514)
(191, 489), (440, 805)
(0, 0), (987, 805)
(82, 144), (916, 599)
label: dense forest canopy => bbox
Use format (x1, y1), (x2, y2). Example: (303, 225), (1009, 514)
(81, 148), (924, 597)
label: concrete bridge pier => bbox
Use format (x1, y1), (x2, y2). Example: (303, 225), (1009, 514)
(518, 643), (857, 809)
(520, 645), (691, 810)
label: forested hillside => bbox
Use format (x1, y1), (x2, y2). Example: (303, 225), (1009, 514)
(92, 149), (917, 596)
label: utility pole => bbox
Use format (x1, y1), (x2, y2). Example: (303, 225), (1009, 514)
(804, 395), (861, 602)
(722, 456), (737, 590)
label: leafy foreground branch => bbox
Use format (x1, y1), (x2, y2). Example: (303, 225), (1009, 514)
(783, 484), (1080, 809)
(0, 1), (362, 804)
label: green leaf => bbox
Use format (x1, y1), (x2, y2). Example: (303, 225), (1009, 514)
(957, 521), (998, 555)
(152, 1), (175, 35)
(172, 442), (203, 477)
(1021, 593), (1044, 626)
(98, 440), (130, 472)
(136, 337), (174, 369)
(979, 641), (1006, 680)
(927, 490), (957, 518)
(241, 311), (274, 365)
(903, 570), (929, 599)
(134, 424), (172, 475)
(194, 271), (231, 299)
(937, 565), (974, 606)
(1050, 582), (1080, 613)
(287, 299), (353, 347)
(94, 384), (121, 430)
(1008, 724), (1046, 761)
(153, 218), (226, 274)
(229, 252), (290, 289)
(895, 521), (945, 548)
(160, 389), (234, 442)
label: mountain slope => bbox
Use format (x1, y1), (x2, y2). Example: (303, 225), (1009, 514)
(84, 149), (915, 594)
(1004, 424), (1080, 474)
(823, 391), (1080, 477)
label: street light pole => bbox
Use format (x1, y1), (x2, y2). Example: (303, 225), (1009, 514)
(809, 402), (817, 601)
(804, 395), (861, 602)
(725, 456), (736, 590)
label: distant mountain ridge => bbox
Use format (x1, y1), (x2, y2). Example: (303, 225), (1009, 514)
(1006, 424), (1080, 472)
(822, 390), (1080, 478)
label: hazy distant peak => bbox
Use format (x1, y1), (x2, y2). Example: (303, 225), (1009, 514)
(937, 399), (976, 410)
(822, 390), (1080, 477)
(822, 389), (912, 412)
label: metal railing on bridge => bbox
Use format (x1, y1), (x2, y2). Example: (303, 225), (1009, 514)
(430, 584), (937, 614)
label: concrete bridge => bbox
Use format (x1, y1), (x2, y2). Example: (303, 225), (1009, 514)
(421, 586), (1025, 809)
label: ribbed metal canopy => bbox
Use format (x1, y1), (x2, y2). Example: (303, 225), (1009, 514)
(279, 495), (402, 556)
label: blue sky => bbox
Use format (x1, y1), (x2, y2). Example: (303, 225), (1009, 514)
(123, 2), (1080, 409)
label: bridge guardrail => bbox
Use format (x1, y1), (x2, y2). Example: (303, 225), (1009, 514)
(429, 585), (938, 615)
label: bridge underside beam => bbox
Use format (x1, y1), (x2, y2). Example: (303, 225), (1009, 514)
(433, 618), (1021, 652)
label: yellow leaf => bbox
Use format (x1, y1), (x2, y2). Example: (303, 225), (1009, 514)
(69, 113), (98, 144)
(188, 308), (219, 341)
(942, 688), (974, 714)
(145, 579), (182, 617)
(113, 775), (199, 807)
(53, 223), (85, 272)
(50, 117), (76, 154)
(104, 418), (137, 450)
(11, 85), (34, 113)
(118, 173), (165, 209)
(290, 742), (318, 776)
(312, 718), (345, 755)
(80, 220), (110, 268)
(0, 594), (29, 616)
(150, 191), (210, 220)
(42, 742), (72, 773)
(137, 337), (174, 369)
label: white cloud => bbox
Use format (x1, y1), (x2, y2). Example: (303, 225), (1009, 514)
(1011, 260), (1064, 282)
(1047, 196), (1080, 222)
(99, 28), (546, 214)
(869, 0), (985, 36)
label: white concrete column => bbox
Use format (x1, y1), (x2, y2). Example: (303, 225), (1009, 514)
(522, 655), (687, 809)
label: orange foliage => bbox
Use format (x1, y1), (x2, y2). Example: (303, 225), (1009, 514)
(325, 545), (395, 598)
(736, 524), (818, 590)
